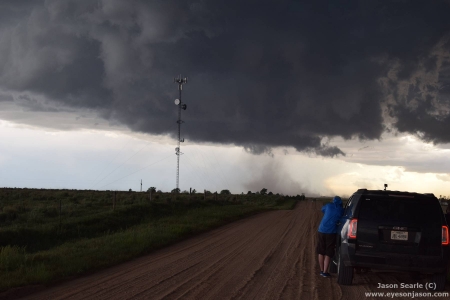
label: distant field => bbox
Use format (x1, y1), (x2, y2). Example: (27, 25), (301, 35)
(0, 188), (301, 292)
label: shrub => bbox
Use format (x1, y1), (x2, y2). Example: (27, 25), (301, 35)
(26, 209), (44, 223)
(0, 213), (7, 223)
(41, 207), (59, 218)
(123, 199), (134, 205)
(0, 246), (26, 272)
(3, 206), (18, 215)
(2, 206), (19, 221)
(69, 197), (79, 204)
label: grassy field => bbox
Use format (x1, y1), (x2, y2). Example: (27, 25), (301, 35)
(0, 188), (300, 292)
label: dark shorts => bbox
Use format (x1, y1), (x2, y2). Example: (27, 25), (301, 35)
(316, 232), (336, 257)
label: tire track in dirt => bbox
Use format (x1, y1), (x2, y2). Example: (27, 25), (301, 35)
(230, 210), (302, 300)
(141, 215), (290, 299)
(8, 200), (450, 300)
(168, 213), (301, 299)
(176, 210), (300, 300)
(80, 211), (288, 300)
(38, 222), (250, 300)
(229, 210), (302, 299)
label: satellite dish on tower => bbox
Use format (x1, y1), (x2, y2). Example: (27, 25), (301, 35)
(174, 99), (180, 105)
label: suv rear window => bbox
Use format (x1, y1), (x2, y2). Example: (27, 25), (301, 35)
(358, 196), (441, 223)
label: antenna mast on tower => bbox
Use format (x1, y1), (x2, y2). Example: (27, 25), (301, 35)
(174, 75), (188, 192)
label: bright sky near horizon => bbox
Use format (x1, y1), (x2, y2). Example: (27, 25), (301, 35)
(1, 1), (450, 197)
(1, 117), (449, 198)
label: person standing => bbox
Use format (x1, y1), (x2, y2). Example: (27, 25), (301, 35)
(316, 196), (344, 278)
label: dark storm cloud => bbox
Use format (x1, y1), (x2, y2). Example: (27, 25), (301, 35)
(1, 0), (450, 156)
(0, 93), (13, 102)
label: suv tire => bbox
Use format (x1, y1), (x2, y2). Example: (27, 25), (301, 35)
(337, 247), (353, 285)
(431, 270), (447, 291)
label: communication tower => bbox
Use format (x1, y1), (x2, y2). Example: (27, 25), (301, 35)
(174, 75), (188, 191)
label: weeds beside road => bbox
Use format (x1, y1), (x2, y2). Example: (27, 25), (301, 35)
(0, 188), (298, 292)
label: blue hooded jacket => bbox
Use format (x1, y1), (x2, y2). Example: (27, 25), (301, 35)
(318, 196), (344, 234)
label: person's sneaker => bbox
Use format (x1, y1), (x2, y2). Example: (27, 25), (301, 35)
(321, 272), (331, 278)
(319, 271), (324, 276)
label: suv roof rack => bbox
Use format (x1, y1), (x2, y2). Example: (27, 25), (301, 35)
(358, 189), (436, 198)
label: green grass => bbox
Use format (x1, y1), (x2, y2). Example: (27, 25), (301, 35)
(0, 188), (299, 292)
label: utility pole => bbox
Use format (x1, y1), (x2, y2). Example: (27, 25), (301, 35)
(140, 179), (142, 192)
(174, 75), (187, 192)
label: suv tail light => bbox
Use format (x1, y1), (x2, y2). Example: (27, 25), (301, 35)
(443, 226), (449, 246)
(348, 219), (358, 239)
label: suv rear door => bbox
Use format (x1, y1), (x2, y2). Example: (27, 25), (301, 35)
(356, 195), (443, 258)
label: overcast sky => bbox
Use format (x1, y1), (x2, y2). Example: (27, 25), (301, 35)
(1, 0), (450, 197)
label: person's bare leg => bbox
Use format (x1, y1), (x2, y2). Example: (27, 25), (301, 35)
(318, 254), (324, 272)
(323, 255), (331, 273)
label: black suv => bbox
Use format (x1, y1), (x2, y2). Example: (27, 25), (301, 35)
(330, 189), (450, 291)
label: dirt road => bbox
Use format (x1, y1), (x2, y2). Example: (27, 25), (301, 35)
(8, 201), (450, 299)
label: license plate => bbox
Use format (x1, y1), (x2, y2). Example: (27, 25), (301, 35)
(391, 230), (408, 241)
